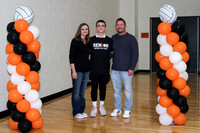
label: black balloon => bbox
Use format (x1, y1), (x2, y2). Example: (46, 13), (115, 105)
(180, 103), (189, 113)
(179, 32), (188, 44)
(157, 69), (166, 79)
(167, 87), (179, 100)
(13, 42), (27, 55)
(174, 96), (187, 107)
(7, 31), (20, 44)
(159, 77), (172, 90)
(172, 20), (185, 35)
(30, 60), (41, 72)
(22, 52), (36, 65)
(7, 100), (17, 111)
(18, 119), (32, 133)
(7, 22), (16, 32)
(11, 110), (25, 122)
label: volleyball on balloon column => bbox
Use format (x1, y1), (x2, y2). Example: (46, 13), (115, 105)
(6, 6), (43, 132)
(155, 5), (190, 126)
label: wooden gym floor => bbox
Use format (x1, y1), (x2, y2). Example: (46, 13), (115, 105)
(0, 72), (200, 133)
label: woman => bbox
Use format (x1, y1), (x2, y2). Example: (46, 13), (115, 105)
(69, 23), (90, 119)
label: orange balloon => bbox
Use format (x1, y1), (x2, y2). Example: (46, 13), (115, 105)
(19, 30), (34, 44)
(167, 104), (180, 117)
(159, 57), (173, 71)
(25, 71), (39, 84)
(14, 19), (29, 33)
(16, 62), (30, 76)
(158, 22), (172, 35)
(7, 53), (22, 65)
(26, 108), (40, 122)
(173, 42), (187, 54)
(16, 99), (31, 113)
(155, 51), (164, 62)
(173, 77), (186, 90)
(6, 43), (14, 54)
(35, 52), (39, 60)
(31, 81), (41, 91)
(27, 40), (41, 53)
(159, 95), (173, 107)
(8, 118), (18, 130)
(166, 32), (179, 45)
(157, 79), (160, 85)
(7, 80), (17, 91)
(179, 85), (190, 97)
(173, 113), (186, 125)
(182, 52), (190, 63)
(8, 89), (23, 103)
(32, 117), (43, 129)
(156, 86), (167, 96)
(166, 68), (179, 81)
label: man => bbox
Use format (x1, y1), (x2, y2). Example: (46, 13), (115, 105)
(89, 20), (113, 117)
(110, 18), (138, 118)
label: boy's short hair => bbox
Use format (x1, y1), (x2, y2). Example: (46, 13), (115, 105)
(96, 20), (106, 27)
(116, 18), (126, 25)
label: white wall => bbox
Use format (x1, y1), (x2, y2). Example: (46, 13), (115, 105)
(0, 0), (119, 112)
(136, 0), (200, 70)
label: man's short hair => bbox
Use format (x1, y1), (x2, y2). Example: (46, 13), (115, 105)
(116, 18), (126, 25)
(96, 19), (106, 27)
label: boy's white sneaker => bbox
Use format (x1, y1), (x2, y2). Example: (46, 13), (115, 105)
(90, 106), (97, 117)
(111, 109), (121, 117)
(74, 113), (84, 119)
(123, 110), (131, 118)
(82, 113), (88, 118)
(99, 105), (107, 116)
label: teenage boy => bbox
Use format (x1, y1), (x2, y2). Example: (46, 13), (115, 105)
(89, 20), (113, 117)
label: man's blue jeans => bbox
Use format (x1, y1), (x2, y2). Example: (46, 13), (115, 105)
(72, 71), (90, 116)
(111, 70), (133, 111)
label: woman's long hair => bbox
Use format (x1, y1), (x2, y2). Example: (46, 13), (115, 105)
(74, 23), (90, 43)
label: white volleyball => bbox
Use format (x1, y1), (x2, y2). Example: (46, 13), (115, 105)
(13, 6), (34, 23)
(159, 5), (177, 24)
(157, 34), (167, 45)
(169, 52), (182, 64)
(160, 44), (173, 57)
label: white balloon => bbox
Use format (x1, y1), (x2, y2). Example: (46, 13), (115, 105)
(39, 109), (42, 114)
(159, 113), (173, 125)
(169, 52), (182, 64)
(157, 96), (160, 102)
(25, 90), (39, 103)
(28, 25), (39, 39)
(31, 99), (42, 110)
(17, 81), (31, 95)
(156, 104), (167, 115)
(179, 71), (189, 81)
(173, 61), (187, 73)
(10, 73), (25, 85)
(7, 64), (16, 75)
(160, 44), (173, 57)
(157, 34), (167, 45)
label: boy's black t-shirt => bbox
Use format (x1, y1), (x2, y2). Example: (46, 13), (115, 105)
(90, 35), (113, 75)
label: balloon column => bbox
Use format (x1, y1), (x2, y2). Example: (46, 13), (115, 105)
(155, 5), (190, 126)
(6, 6), (43, 132)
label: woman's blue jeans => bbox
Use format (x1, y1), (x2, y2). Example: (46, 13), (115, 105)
(72, 71), (90, 116)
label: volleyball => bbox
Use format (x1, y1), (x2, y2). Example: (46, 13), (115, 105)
(13, 6), (34, 24)
(159, 5), (177, 24)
